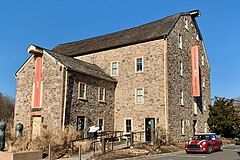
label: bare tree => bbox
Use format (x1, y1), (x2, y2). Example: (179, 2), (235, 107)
(0, 92), (14, 122)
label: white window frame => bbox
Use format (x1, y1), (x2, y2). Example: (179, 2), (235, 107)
(78, 82), (87, 99)
(201, 55), (205, 66)
(180, 61), (183, 76)
(196, 32), (199, 41)
(179, 33), (182, 49)
(181, 119), (185, 135)
(193, 98), (198, 115)
(185, 18), (189, 30)
(135, 88), (144, 104)
(125, 118), (132, 133)
(111, 61), (118, 76)
(135, 56), (144, 73)
(203, 99), (207, 111)
(98, 118), (104, 131)
(180, 90), (184, 106)
(202, 76), (205, 88)
(98, 87), (106, 102)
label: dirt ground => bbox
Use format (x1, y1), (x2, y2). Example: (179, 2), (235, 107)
(89, 142), (184, 160)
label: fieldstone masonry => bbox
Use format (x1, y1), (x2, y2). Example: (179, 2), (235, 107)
(15, 10), (210, 143)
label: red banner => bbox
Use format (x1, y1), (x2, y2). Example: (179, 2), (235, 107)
(191, 46), (200, 97)
(33, 56), (42, 107)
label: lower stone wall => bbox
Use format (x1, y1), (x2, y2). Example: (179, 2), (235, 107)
(65, 71), (116, 133)
(0, 151), (42, 160)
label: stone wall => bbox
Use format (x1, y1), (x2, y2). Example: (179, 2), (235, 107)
(167, 15), (211, 141)
(15, 53), (65, 136)
(75, 39), (168, 135)
(64, 71), (116, 132)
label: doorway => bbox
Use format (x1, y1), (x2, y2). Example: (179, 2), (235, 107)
(145, 118), (155, 142)
(32, 116), (41, 139)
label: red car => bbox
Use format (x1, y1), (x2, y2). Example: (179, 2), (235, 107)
(185, 133), (223, 154)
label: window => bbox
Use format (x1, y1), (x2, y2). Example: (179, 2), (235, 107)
(203, 99), (206, 111)
(202, 76), (205, 88)
(180, 61), (183, 76)
(180, 90), (184, 106)
(111, 62), (118, 76)
(201, 55), (205, 66)
(98, 87), (105, 102)
(98, 118), (104, 131)
(125, 119), (132, 133)
(78, 82), (87, 99)
(196, 32), (199, 41)
(181, 119), (185, 135)
(77, 116), (85, 131)
(193, 98), (198, 115)
(179, 34), (182, 49)
(185, 18), (189, 30)
(136, 88), (144, 104)
(135, 57), (143, 72)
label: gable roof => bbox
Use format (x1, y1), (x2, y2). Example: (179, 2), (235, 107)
(16, 45), (116, 82)
(46, 50), (117, 82)
(52, 10), (200, 57)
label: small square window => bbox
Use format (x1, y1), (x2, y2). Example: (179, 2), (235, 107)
(111, 62), (118, 76)
(185, 19), (189, 30)
(180, 61), (183, 76)
(180, 90), (184, 106)
(99, 87), (106, 102)
(202, 76), (206, 88)
(136, 88), (144, 104)
(203, 99), (207, 111)
(201, 55), (205, 66)
(78, 82), (87, 99)
(77, 116), (85, 131)
(179, 34), (182, 49)
(196, 32), (199, 41)
(135, 57), (143, 73)
(126, 119), (132, 133)
(193, 98), (198, 115)
(181, 119), (185, 134)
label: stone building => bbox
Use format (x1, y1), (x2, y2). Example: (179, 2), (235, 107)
(15, 45), (116, 138)
(15, 10), (210, 142)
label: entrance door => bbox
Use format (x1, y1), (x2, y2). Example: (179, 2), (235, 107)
(145, 118), (155, 142)
(32, 116), (41, 139)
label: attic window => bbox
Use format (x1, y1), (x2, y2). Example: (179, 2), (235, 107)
(179, 34), (183, 49)
(196, 31), (199, 41)
(185, 18), (189, 30)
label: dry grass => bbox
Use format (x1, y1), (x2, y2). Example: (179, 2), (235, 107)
(5, 124), (84, 159)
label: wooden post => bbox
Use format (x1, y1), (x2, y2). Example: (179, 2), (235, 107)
(101, 137), (105, 153)
(79, 145), (82, 160)
(48, 144), (51, 160)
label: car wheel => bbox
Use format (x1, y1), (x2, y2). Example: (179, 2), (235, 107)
(206, 145), (212, 154)
(219, 143), (223, 151)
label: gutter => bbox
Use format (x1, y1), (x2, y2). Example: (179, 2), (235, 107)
(62, 68), (68, 131)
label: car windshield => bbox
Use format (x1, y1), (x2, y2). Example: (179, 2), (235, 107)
(192, 135), (211, 140)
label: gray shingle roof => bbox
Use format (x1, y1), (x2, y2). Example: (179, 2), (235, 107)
(52, 10), (200, 57)
(46, 50), (117, 82)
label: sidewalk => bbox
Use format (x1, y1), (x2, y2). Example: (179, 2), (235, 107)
(57, 142), (129, 160)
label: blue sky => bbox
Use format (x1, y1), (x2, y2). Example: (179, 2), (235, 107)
(0, 1), (239, 99)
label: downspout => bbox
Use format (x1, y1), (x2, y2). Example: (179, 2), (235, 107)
(62, 68), (68, 131)
(163, 38), (169, 142)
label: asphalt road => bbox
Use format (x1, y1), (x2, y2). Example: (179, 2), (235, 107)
(140, 145), (240, 160)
